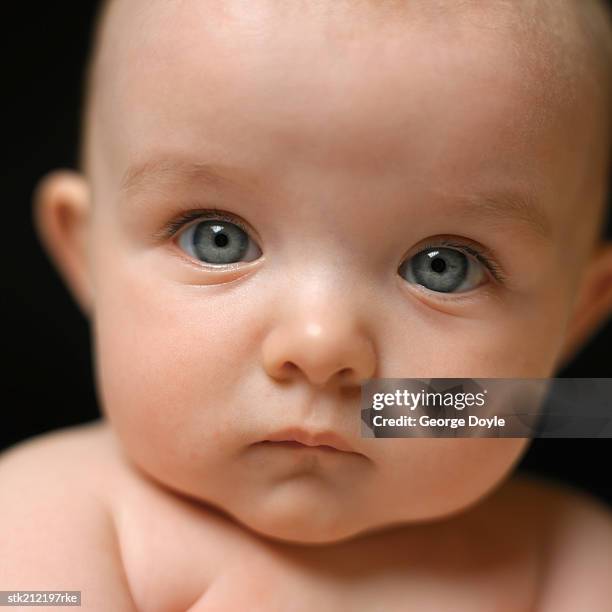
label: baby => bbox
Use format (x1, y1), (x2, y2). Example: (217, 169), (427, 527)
(3, 0), (612, 610)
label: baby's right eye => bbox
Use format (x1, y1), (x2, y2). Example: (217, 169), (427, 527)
(177, 218), (262, 265)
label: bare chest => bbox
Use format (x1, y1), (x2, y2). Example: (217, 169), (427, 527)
(113, 486), (540, 612)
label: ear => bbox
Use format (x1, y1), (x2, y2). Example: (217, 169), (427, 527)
(32, 169), (93, 318)
(555, 241), (612, 370)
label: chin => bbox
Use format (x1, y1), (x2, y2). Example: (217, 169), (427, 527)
(231, 500), (368, 546)
(243, 518), (363, 546)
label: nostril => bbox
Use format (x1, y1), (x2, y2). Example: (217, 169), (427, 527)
(281, 362), (300, 376)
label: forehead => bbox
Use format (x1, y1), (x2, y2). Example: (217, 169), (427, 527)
(88, 0), (601, 235)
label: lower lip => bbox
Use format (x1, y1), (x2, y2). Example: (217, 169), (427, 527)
(258, 440), (342, 452)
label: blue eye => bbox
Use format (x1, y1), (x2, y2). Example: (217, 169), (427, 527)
(399, 247), (487, 293)
(177, 219), (262, 265)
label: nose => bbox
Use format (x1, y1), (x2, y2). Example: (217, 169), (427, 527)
(262, 312), (377, 388)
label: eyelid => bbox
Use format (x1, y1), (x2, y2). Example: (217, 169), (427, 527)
(404, 277), (503, 307)
(154, 208), (255, 241)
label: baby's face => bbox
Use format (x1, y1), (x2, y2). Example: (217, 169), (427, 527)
(84, 0), (606, 543)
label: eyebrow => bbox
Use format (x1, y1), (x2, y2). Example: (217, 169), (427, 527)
(120, 156), (258, 195)
(120, 156), (552, 239)
(443, 188), (552, 240)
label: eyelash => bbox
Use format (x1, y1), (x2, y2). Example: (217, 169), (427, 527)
(156, 208), (250, 239)
(157, 208), (508, 285)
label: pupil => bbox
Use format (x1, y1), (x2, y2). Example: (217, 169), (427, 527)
(214, 233), (229, 247)
(431, 257), (446, 273)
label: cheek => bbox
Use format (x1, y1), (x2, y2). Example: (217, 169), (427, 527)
(368, 293), (560, 518)
(90, 251), (258, 474)
(369, 438), (528, 521)
(381, 289), (568, 378)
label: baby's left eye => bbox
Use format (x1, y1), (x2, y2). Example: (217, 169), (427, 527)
(177, 219), (262, 265)
(398, 247), (487, 293)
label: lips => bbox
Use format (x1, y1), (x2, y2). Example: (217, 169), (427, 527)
(259, 427), (356, 453)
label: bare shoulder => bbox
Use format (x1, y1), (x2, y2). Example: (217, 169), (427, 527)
(2, 418), (113, 466)
(0, 420), (137, 610)
(494, 472), (612, 611)
(0, 419), (122, 505)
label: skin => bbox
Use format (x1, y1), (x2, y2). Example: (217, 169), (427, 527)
(26, 0), (612, 552)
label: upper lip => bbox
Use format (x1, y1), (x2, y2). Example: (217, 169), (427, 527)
(260, 427), (356, 453)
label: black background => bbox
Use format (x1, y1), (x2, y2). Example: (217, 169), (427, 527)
(4, 3), (612, 507)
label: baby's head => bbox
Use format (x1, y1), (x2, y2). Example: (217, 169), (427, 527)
(34, 0), (612, 544)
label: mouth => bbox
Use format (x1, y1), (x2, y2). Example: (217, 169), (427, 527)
(257, 427), (357, 454)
